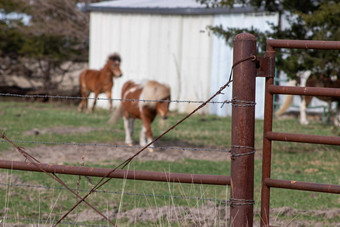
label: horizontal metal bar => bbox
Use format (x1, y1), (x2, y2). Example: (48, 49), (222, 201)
(268, 85), (340, 97)
(265, 132), (340, 145)
(0, 160), (230, 185)
(267, 39), (340, 50)
(265, 178), (340, 194)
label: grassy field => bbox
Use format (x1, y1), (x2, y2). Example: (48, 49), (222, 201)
(0, 101), (339, 226)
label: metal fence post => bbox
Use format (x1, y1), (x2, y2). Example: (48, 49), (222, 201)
(230, 33), (256, 226)
(260, 43), (276, 227)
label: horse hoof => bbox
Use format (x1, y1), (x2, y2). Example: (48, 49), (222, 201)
(300, 120), (309, 125)
(148, 148), (154, 152)
(128, 143), (133, 146)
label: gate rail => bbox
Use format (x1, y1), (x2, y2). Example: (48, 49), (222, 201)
(260, 39), (340, 227)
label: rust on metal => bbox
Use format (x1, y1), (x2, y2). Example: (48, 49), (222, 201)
(268, 85), (340, 97)
(267, 39), (340, 51)
(265, 178), (340, 194)
(0, 160), (230, 185)
(261, 38), (340, 227)
(260, 48), (276, 227)
(265, 131), (340, 145)
(256, 56), (270, 77)
(230, 32), (257, 226)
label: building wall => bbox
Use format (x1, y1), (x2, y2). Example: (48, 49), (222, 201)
(210, 12), (279, 119)
(89, 12), (213, 114)
(88, 11), (279, 119)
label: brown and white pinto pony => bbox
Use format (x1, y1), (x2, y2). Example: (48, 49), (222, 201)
(275, 70), (340, 126)
(109, 80), (171, 151)
(78, 53), (123, 112)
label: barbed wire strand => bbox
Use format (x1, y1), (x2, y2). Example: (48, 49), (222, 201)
(0, 139), (230, 153)
(55, 55), (256, 226)
(0, 92), (228, 104)
(1, 216), (105, 227)
(0, 133), (116, 226)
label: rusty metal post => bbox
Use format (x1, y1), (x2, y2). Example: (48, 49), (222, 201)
(260, 43), (276, 227)
(0, 160), (230, 185)
(230, 33), (256, 226)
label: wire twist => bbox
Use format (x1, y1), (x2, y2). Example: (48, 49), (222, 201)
(230, 145), (256, 159)
(229, 198), (255, 207)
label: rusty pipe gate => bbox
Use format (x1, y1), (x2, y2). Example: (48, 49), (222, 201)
(260, 39), (340, 227)
(0, 34), (258, 226)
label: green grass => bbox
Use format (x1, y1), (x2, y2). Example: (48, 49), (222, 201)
(0, 101), (339, 226)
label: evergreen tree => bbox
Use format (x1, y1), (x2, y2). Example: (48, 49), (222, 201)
(203, 0), (340, 79)
(0, 0), (94, 92)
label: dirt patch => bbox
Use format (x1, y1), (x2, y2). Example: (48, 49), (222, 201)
(1, 126), (233, 164)
(23, 126), (96, 136)
(0, 142), (231, 165)
(67, 201), (227, 226)
(62, 204), (340, 226)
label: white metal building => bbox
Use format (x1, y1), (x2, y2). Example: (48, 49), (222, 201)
(86, 0), (280, 119)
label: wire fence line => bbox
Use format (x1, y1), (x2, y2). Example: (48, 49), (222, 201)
(0, 92), (230, 105)
(0, 55), (258, 226)
(0, 216), (109, 227)
(0, 139), (230, 153)
(0, 182), (228, 204)
(0, 83), (234, 226)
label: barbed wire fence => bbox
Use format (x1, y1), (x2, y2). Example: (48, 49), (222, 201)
(0, 93), (232, 226)
(0, 55), (256, 226)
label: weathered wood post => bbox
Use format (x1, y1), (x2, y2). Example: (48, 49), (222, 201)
(230, 33), (256, 226)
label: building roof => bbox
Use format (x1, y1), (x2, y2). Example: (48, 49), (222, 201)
(85, 0), (264, 15)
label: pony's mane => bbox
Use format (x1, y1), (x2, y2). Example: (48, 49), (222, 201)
(108, 53), (121, 62)
(140, 80), (171, 108)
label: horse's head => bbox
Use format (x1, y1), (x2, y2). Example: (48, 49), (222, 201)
(156, 96), (171, 120)
(108, 53), (123, 78)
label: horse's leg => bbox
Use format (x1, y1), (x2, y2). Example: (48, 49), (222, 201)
(298, 70), (312, 125)
(140, 118), (154, 148)
(300, 96), (308, 125)
(334, 102), (340, 127)
(140, 123), (154, 152)
(300, 96), (312, 125)
(78, 87), (87, 112)
(139, 125), (147, 147)
(106, 90), (113, 112)
(123, 116), (134, 146)
(91, 92), (98, 113)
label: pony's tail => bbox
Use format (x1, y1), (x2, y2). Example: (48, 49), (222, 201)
(274, 79), (296, 118)
(274, 94), (294, 118)
(108, 104), (123, 125)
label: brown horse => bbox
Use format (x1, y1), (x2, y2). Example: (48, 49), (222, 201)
(109, 80), (171, 151)
(78, 53), (123, 112)
(275, 70), (340, 126)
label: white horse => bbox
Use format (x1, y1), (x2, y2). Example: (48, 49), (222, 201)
(275, 71), (340, 126)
